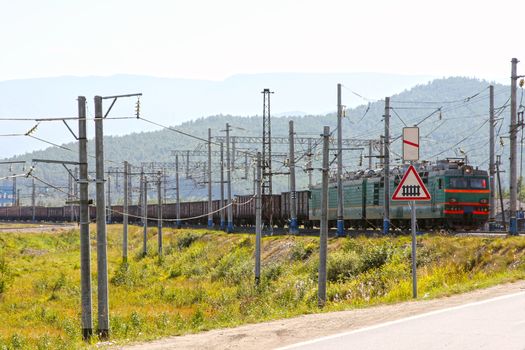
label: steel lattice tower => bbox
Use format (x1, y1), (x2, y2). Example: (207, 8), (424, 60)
(261, 89), (274, 230)
(262, 89), (274, 195)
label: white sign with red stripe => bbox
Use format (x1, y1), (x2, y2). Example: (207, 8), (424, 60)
(403, 127), (419, 161)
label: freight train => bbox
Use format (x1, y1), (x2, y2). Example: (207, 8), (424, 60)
(0, 159), (490, 231)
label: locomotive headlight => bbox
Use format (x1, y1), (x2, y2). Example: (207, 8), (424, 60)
(479, 199), (488, 204)
(450, 198), (457, 203)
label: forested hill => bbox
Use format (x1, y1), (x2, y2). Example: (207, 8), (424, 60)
(0, 77), (512, 205)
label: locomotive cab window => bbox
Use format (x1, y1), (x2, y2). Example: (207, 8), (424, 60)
(470, 178), (487, 189)
(438, 178), (443, 189)
(449, 178), (468, 188)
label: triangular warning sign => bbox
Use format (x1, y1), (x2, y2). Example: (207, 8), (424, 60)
(392, 165), (431, 201)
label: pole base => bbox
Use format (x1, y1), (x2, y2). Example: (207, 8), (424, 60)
(510, 217), (518, 235)
(207, 219), (214, 228)
(336, 220), (345, 237)
(227, 222), (234, 233)
(97, 329), (109, 341)
(82, 328), (93, 341)
(383, 219), (390, 235)
(220, 220), (225, 231)
(176, 220), (181, 229)
(289, 218), (299, 235)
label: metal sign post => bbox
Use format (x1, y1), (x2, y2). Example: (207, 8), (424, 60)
(394, 128), (428, 298)
(410, 198), (417, 298)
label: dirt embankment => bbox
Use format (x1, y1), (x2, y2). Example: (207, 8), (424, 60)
(116, 280), (525, 350)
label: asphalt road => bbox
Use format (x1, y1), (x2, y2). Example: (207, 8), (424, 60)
(279, 291), (525, 350)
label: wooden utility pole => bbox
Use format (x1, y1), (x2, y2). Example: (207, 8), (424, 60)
(318, 126), (330, 308)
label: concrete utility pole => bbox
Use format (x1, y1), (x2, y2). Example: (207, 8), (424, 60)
(31, 177), (36, 223)
(510, 58), (519, 235)
(94, 95), (109, 340)
(12, 177), (16, 206)
(383, 97), (391, 234)
(368, 140), (373, 169)
(142, 174), (148, 257)
(106, 173), (111, 224)
(232, 137), (236, 169)
(497, 155), (506, 230)
(289, 120), (298, 234)
(157, 171), (163, 256)
(307, 138), (313, 189)
(220, 142), (225, 230)
(255, 152), (262, 285)
(336, 83), (345, 237)
(78, 96), (92, 340)
(163, 168), (167, 205)
(489, 85), (496, 229)
(175, 155), (181, 229)
(318, 126), (330, 308)
(208, 128), (213, 228)
(185, 150), (190, 179)
(123, 161), (129, 263)
(128, 169), (132, 206)
(68, 172), (73, 221)
(74, 167), (79, 222)
(379, 136), (384, 168)
(244, 153), (249, 180)
(226, 123), (234, 233)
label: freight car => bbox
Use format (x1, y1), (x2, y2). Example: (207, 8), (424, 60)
(309, 159), (490, 230)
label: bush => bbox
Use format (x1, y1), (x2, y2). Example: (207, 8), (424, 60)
(361, 243), (393, 271)
(290, 242), (316, 261)
(176, 232), (199, 250)
(212, 249), (252, 284)
(326, 251), (361, 282)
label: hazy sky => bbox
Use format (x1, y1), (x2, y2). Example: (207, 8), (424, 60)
(1, 0), (523, 82)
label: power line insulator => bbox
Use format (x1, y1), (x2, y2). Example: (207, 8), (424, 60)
(135, 98), (141, 118)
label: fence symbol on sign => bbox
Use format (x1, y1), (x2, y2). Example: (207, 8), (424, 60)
(392, 165), (431, 201)
(401, 185), (421, 197)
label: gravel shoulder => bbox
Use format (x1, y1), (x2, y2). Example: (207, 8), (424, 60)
(116, 280), (525, 350)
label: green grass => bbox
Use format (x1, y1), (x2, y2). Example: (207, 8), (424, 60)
(0, 226), (524, 349)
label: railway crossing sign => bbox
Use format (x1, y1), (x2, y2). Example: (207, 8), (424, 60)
(392, 165), (431, 201)
(403, 127), (419, 161)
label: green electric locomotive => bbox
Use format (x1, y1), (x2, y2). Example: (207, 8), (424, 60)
(309, 158), (490, 230)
